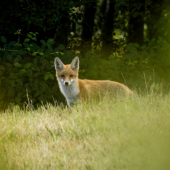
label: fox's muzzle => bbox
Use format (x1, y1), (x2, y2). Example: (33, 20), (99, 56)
(65, 82), (69, 86)
(59, 78), (75, 86)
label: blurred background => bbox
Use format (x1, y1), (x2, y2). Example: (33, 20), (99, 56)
(0, 0), (170, 108)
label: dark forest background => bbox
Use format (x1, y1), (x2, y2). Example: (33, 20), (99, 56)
(0, 0), (170, 109)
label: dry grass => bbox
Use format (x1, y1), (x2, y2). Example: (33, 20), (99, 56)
(0, 92), (170, 170)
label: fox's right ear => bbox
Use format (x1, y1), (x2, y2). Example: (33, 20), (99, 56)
(54, 57), (64, 71)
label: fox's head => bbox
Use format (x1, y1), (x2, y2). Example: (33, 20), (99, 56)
(54, 57), (79, 86)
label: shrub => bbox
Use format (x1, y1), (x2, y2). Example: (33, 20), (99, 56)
(0, 34), (71, 109)
(80, 37), (170, 92)
(0, 35), (169, 109)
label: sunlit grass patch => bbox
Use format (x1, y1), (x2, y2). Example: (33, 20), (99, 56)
(0, 92), (170, 170)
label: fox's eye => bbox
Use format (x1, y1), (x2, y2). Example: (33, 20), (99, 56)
(70, 75), (73, 78)
(61, 75), (65, 78)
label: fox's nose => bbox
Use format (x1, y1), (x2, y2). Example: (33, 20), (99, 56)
(65, 82), (69, 86)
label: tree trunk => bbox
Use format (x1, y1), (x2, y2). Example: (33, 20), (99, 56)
(128, 0), (145, 45)
(146, 0), (163, 40)
(54, 11), (70, 48)
(80, 1), (97, 56)
(101, 0), (115, 60)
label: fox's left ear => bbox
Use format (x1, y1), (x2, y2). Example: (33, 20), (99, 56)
(70, 57), (79, 71)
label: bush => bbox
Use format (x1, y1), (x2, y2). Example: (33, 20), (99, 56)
(0, 53), (62, 109)
(0, 35), (170, 109)
(0, 34), (71, 109)
(80, 37), (170, 92)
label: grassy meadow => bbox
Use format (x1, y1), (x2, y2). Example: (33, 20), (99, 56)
(0, 91), (170, 170)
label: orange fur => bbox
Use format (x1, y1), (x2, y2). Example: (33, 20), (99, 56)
(54, 57), (134, 107)
(78, 79), (134, 101)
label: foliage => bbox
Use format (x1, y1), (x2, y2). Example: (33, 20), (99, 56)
(0, 54), (61, 109)
(0, 33), (170, 109)
(0, 34), (72, 109)
(0, 0), (96, 47)
(80, 37), (170, 90)
(0, 0), (169, 60)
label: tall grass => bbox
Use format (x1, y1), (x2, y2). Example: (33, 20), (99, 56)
(0, 92), (170, 170)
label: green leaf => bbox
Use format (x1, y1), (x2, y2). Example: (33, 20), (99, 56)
(133, 12), (138, 18)
(17, 92), (23, 98)
(32, 37), (37, 41)
(39, 52), (44, 56)
(41, 44), (46, 49)
(27, 47), (30, 52)
(32, 65), (40, 71)
(24, 38), (30, 42)
(0, 76), (5, 81)
(0, 100), (4, 106)
(127, 43), (137, 53)
(13, 55), (22, 63)
(16, 79), (23, 86)
(30, 43), (38, 52)
(19, 50), (26, 55)
(15, 97), (21, 103)
(40, 40), (46, 44)
(44, 74), (49, 80)
(10, 51), (17, 56)
(23, 42), (29, 47)
(33, 72), (40, 77)
(52, 84), (59, 92)
(10, 73), (18, 79)
(27, 34), (32, 38)
(29, 77), (33, 82)
(24, 63), (32, 69)
(19, 69), (26, 76)
(32, 52), (38, 56)
(7, 55), (12, 62)
(0, 71), (3, 76)
(34, 91), (40, 97)
(8, 88), (15, 97)
(8, 41), (17, 47)
(57, 44), (65, 50)
(14, 63), (22, 68)
(133, 60), (138, 64)
(34, 79), (39, 84)
(5, 63), (13, 68)
(26, 69), (33, 77)
(134, 43), (139, 48)
(49, 74), (54, 80)
(0, 92), (5, 99)
(1, 36), (7, 43)
(33, 58), (38, 64)
(144, 37), (150, 42)
(0, 66), (6, 71)
(47, 38), (54, 44)
(17, 55), (22, 60)
(60, 52), (64, 55)
(10, 80), (16, 87)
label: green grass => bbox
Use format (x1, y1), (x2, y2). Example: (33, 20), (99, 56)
(0, 92), (170, 170)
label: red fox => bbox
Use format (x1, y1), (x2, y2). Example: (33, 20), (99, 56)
(54, 57), (134, 107)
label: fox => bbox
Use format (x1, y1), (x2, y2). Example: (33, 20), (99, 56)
(54, 57), (134, 107)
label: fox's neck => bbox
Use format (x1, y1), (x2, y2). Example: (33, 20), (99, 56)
(57, 78), (80, 106)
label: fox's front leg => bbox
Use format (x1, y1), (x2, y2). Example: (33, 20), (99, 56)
(67, 98), (79, 107)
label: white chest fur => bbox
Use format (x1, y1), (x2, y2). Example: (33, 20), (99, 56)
(57, 78), (80, 106)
